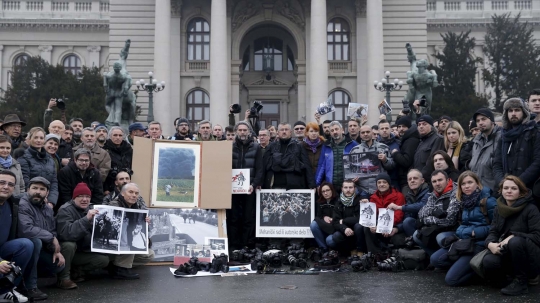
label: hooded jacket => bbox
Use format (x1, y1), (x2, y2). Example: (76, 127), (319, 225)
(455, 186), (496, 241)
(393, 125), (420, 189)
(370, 188), (405, 226)
(468, 125), (502, 190)
(315, 136), (358, 186)
(18, 147), (59, 205)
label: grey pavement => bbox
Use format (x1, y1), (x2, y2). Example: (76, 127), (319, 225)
(39, 265), (539, 303)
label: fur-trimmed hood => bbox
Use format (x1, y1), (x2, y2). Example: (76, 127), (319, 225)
(503, 98), (530, 129)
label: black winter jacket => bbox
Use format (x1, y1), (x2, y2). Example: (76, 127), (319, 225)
(57, 139), (73, 160)
(263, 138), (315, 189)
(332, 195), (361, 234)
(56, 200), (93, 251)
(393, 125), (420, 188)
(102, 139), (133, 192)
(314, 197), (338, 235)
(18, 147), (59, 205)
(58, 161), (103, 208)
(6, 196), (20, 241)
(232, 137), (264, 188)
(413, 129), (444, 182)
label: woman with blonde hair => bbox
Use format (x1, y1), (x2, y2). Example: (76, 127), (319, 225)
(301, 122), (325, 179)
(444, 121), (471, 171)
(18, 127), (59, 207)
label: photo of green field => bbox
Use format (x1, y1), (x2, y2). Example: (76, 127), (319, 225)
(156, 179), (195, 203)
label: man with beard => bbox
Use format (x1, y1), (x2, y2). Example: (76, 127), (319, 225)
(57, 125), (74, 166)
(56, 183), (109, 290)
(391, 116), (420, 189)
(102, 127), (133, 193)
(103, 171), (146, 208)
(377, 120), (400, 189)
(228, 121), (263, 250)
(528, 89), (540, 123)
(127, 123), (146, 145)
(196, 120), (216, 141)
(94, 125), (108, 148)
(58, 148), (103, 208)
(69, 118), (84, 146)
(314, 113), (332, 140)
(169, 117), (195, 140)
(17, 177), (65, 301)
(493, 98), (540, 188)
(72, 127), (111, 182)
(315, 121), (358, 191)
(413, 115), (444, 183)
(263, 123), (315, 190)
(267, 125), (278, 142)
(468, 108), (501, 190)
(1, 114), (27, 153)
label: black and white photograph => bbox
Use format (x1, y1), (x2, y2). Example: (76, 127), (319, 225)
(91, 206), (123, 253)
(343, 151), (382, 179)
(359, 202), (377, 227)
(149, 208), (220, 262)
(376, 208), (395, 234)
(119, 209), (149, 254)
(256, 189), (315, 238)
(316, 97), (336, 116)
(205, 237), (228, 261)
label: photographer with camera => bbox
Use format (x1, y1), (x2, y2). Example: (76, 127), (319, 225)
(57, 149), (103, 209)
(102, 126), (133, 194)
(43, 98), (67, 131)
(0, 171), (33, 303)
(229, 102), (262, 137)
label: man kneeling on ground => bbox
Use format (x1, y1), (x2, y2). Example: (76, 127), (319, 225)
(56, 183), (109, 289)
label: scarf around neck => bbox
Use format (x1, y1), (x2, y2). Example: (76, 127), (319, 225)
(303, 137), (320, 153)
(340, 192), (356, 207)
(0, 155), (13, 169)
(501, 124), (525, 172)
(461, 188), (481, 209)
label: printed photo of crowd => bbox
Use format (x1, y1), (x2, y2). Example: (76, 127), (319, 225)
(259, 192), (312, 227)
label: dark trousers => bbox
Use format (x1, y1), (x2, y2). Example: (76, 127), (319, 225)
(483, 236), (539, 282)
(362, 227), (406, 254)
(326, 224), (364, 251)
(25, 238), (65, 289)
(0, 238), (33, 295)
(227, 193), (256, 250)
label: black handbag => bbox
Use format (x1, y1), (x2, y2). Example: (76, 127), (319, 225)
(447, 238), (475, 261)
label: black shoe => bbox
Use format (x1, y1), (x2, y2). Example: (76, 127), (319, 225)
(501, 278), (528, 296)
(112, 267), (140, 280)
(17, 287), (48, 301)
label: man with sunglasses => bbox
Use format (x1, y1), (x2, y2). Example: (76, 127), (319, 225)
(169, 117), (195, 140)
(293, 121), (306, 141)
(57, 149), (104, 209)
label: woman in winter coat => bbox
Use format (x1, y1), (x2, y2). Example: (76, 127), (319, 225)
(430, 171), (496, 286)
(310, 182), (338, 250)
(301, 122), (325, 179)
(18, 127), (59, 206)
(444, 121), (471, 172)
(0, 135), (25, 196)
(482, 175), (540, 296)
(43, 133), (62, 172)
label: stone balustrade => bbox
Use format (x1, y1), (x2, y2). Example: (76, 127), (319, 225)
(0, 0), (109, 18)
(427, 0), (537, 20)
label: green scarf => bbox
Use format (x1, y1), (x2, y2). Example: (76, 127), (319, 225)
(340, 192), (356, 207)
(496, 197), (527, 218)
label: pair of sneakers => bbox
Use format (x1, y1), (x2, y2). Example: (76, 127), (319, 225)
(0, 289), (28, 303)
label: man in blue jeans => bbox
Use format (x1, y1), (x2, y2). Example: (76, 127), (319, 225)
(0, 171), (32, 303)
(17, 177), (65, 301)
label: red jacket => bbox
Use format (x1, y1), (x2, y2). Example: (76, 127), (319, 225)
(370, 188), (406, 226)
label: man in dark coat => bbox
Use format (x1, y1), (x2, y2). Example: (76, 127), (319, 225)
(58, 148), (103, 209)
(263, 123), (315, 190)
(102, 126), (133, 193)
(56, 183), (109, 290)
(413, 115), (444, 184)
(391, 116), (420, 190)
(1, 114), (27, 153)
(228, 121), (264, 250)
(493, 98), (540, 189)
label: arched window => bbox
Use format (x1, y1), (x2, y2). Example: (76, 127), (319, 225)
(187, 18), (210, 61)
(254, 37), (283, 71)
(287, 46), (295, 71)
(13, 54), (30, 66)
(327, 18), (350, 61)
(328, 90), (351, 126)
(186, 90), (210, 130)
(63, 55), (81, 75)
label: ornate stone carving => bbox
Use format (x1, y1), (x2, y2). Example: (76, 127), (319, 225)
(0, 19), (108, 30)
(38, 45), (53, 52)
(355, 0), (366, 17)
(171, 0), (182, 17)
(87, 45), (102, 52)
(232, 0), (259, 31)
(247, 75), (290, 86)
(277, 1), (305, 27)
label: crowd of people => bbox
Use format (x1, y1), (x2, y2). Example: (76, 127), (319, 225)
(1, 90), (540, 300)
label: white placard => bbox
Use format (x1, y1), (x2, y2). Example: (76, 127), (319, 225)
(232, 169), (250, 194)
(376, 208), (394, 234)
(359, 202), (377, 227)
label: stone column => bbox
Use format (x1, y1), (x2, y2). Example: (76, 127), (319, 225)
(356, 0), (367, 110)
(38, 45), (53, 63)
(0, 45), (3, 90)
(209, 0), (228, 127)
(154, 0), (172, 134)
(87, 45), (101, 68)
(366, 0), (384, 125)
(309, 0), (328, 120)
(171, 0), (182, 122)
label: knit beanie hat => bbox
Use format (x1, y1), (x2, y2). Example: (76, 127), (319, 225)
(502, 98), (530, 128)
(395, 116), (412, 128)
(473, 108), (494, 123)
(176, 117), (190, 126)
(72, 182), (91, 199)
(375, 173), (391, 185)
(469, 120), (478, 130)
(293, 121), (306, 128)
(439, 115), (452, 123)
(95, 124), (108, 133)
(417, 115), (434, 126)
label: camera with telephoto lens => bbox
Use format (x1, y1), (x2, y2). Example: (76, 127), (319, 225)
(248, 101), (263, 118)
(287, 254), (307, 269)
(349, 253), (373, 272)
(0, 262), (22, 289)
(230, 104), (242, 114)
(419, 95), (427, 107)
(318, 250), (340, 267)
(56, 98), (67, 110)
(210, 253), (229, 273)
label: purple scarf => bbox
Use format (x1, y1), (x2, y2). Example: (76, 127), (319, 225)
(303, 137), (320, 153)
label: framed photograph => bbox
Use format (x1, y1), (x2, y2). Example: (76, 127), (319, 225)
(91, 205), (149, 255)
(232, 169), (250, 194)
(205, 237), (228, 261)
(343, 151), (382, 179)
(256, 189), (315, 238)
(151, 142), (201, 208)
(148, 208), (221, 262)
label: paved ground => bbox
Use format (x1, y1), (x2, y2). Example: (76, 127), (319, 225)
(38, 265), (540, 303)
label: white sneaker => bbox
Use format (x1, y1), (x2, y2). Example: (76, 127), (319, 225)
(12, 289), (28, 303)
(0, 289), (28, 303)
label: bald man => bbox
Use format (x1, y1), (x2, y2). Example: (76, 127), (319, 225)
(49, 120), (65, 136)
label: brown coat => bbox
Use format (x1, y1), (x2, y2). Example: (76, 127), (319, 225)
(301, 139), (324, 179)
(72, 143), (111, 182)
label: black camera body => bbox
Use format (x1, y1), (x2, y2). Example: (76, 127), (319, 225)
(419, 95), (427, 107)
(210, 253), (229, 273)
(0, 262), (22, 289)
(248, 101), (263, 118)
(56, 98), (67, 110)
(231, 104), (242, 114)
(402, 99), (411, 115)
(263, 252), (282, 268)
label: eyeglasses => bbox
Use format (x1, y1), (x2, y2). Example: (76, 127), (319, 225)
(76, 159), (90, 163)
(0, 180), (16, 188)
(294, 127), (305, 131)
